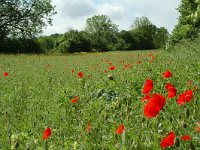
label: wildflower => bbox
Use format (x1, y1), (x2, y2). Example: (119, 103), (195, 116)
(42, 128), (51, 140)
(141, 93), (151, 102)
(71, 69), (75, 73)
(150, 55), (154, 62)
(144, 94), (166, 118)
(77, 72), (83, 78)
(160, 132), (175, 149)
(165, 83), (177, 98)
(177, 90), (193, 106)
(109, 66), (115, 71)
(71, 96), (78, 103)
(86, 122), (91, 132)
(116, 124), (125, 134)
(123, 65), (127, 70)
(142, 79), (153, 94)
(4, 72), (8, 76)
(168, 86), (177, 98)
(165, 83), (173, 90)
(187, 81), (193, 85)
(181, 135), (191, 141)
(163, 70), (172, 78)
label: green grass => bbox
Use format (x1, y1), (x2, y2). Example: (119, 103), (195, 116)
(0, 47), (199, 149)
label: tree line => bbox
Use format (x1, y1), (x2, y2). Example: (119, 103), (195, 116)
(0, 0), (199, 53)
(38, 15), (169, 53)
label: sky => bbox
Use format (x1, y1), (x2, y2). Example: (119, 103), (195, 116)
(42, 0), (181, 35)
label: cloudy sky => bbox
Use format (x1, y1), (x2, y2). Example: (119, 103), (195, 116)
(42, 0), (181, 35)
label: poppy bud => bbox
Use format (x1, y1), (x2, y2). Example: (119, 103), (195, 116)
(190, 142), (195, 150)
(186, 108), (190, 118)
(108, 74), (114, 80)
(175, 138), (180, 147)
(183, 122), (187, 128)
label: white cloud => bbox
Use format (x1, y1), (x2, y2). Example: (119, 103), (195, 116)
(59, 0), (96, 18)
(42, 0), (181, 35)
(97, 3), (125, 20)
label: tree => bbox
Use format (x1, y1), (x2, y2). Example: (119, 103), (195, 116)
(37, 36), (55, 53)
(169, 0), (200, 46)
(85, 15), (119, 51)
(0, 0), (56, 40)
(153, 27), (169, 48)
(130, 17), (157, 49)
(116, 30), (133, 50)
(55, 29), (92, 53)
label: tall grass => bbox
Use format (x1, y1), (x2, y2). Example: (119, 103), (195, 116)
(0, 46), (199, 149)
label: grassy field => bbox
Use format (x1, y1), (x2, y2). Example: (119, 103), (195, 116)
(0, 47), (199, 149)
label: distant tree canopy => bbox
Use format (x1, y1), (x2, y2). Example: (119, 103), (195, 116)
(169, 0), (200, 46)
(116, 17), (169, 50)
(85, 15), (119, 51)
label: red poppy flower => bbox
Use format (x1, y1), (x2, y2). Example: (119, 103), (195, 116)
(142, 79), (153, 94)
(187, 81), (193, 85)
(181, 135), (191, 141)
(177, 90), (193, 106)
(165, 83), (173, 90)
(150, 56), (155, 62)
(109, 66), (115, 70)
(116, 124), (125, 134)
(71, 69), (75, 73)
(71, 96), (78, 103)
(144, 94), (166, 118)
(141, 93), (151, 102)
(167, 86), (177, 98)
(4, 72), (8, 76)
(42, 128), (51, 140)
(86, 122), (91, 132)
(163, 70), (172, 78)
(77, 72), (83, 78)
(123, 65), (127, 70)
(165, 83), (177, 98)
(160, 132), (175, 149)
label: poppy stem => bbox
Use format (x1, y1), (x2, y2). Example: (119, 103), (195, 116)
(45, 140), (48, 150)
(122, 130), (125, 149)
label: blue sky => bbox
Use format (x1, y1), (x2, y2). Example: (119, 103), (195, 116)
(42, 0), (181, 35)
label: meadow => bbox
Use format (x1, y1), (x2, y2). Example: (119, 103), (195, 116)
(0, 47), (199, 149)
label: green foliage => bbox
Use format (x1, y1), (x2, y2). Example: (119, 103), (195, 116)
(153, 27), (169, 48)
(56, 29), (92, 53)
(0, 0), (56, 39)
(37, 36), (56, 53)
(0, 38), (42, 53)
(85, 15), (119, 51)
(116, 18), (169, 50)
(169, 0), (200, 47)
(0, 0), (56, 53)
